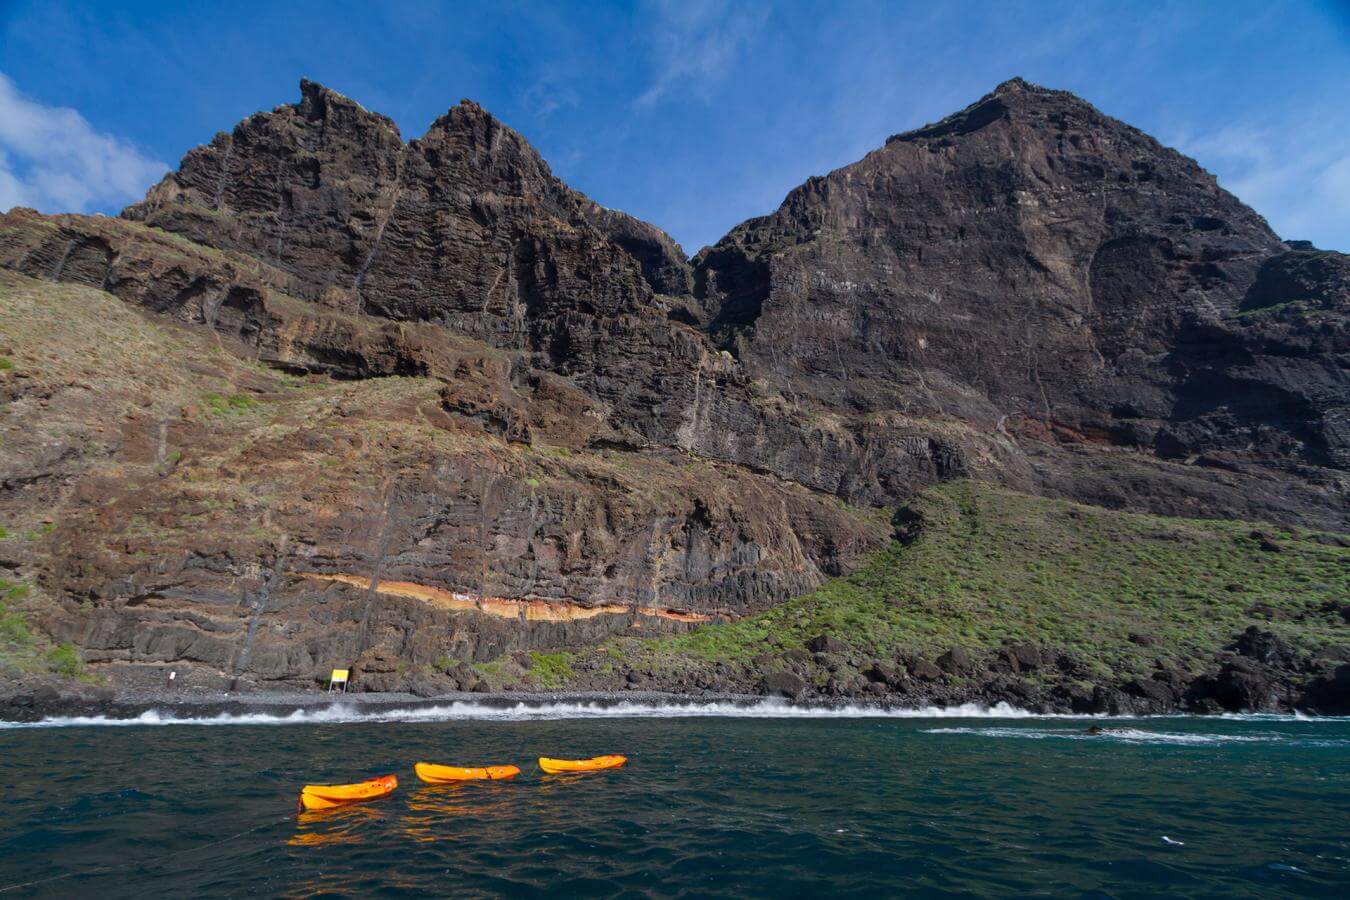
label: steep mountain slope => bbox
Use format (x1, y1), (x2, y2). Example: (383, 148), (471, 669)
(695, 78), (1347, 526)
(0, 269), (882, 693)
(0, 78), (1345, 705)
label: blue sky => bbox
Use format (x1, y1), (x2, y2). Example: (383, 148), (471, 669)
(2, 0), (1348, 253)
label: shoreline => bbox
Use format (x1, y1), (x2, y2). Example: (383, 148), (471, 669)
(0, 685), (1338, 723)
(0, 687), (779, 723)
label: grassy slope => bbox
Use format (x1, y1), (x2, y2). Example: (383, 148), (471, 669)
(615, 480), (1349, 684)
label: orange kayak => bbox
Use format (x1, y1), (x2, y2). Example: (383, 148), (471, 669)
(414, 762), (521, 783)
(298, 774), (398, 812)
(538, 755), (627, 774)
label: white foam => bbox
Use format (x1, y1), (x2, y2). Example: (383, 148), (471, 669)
(1, 698), (1340, 729)
(921, 725), (1346, 746)
(0, 699), (1090, 728)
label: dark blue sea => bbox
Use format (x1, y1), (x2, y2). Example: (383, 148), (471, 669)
(1, 700), (1346, 897)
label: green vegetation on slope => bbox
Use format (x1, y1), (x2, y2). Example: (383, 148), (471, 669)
(617, 480), (1349, 684)
(527, 651), (576, 689)
(199, 391), (262, 416)
(0, 578), (85, 680)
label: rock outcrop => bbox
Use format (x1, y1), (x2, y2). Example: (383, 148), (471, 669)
(692, 77), (1347, 528)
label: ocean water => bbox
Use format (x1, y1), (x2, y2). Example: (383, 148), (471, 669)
(0, 701), (1346, 897)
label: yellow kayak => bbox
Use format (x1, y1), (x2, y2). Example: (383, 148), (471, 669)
(414, 762), (521, 783)
(298, 774), (398, 812)
(538, 755), (627, 774)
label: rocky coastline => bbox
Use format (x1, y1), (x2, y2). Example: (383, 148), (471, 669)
(5, 621), (1346, 724)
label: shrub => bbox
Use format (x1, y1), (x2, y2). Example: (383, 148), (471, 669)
(201, 391), (260, 416)
(0, 581), (32, 648)
(47, 643), (83, 677)
(528, 651), (575, 688)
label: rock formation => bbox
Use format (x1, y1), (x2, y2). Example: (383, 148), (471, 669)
(0, 76), (1345, 700)
(692, 78), (1347, 526)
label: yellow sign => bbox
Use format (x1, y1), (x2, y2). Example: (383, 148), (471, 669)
(328, 668), (350, 692)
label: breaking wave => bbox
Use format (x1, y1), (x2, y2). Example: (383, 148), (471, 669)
(921, 726), (1347, 746)
(0, 699), (1330, 729)
(3, 699), (1044, 728)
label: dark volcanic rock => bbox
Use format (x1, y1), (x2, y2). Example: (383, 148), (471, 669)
(692, 78), (1348, 529)
(806, 634), (850, 654)
(762, 671), (806, 698)
(936, 647), (971, 674)
(18, 78), (1350, 530)
(580, 200), (692, 297)
(1232, 626), (1300, 669)
(909, 658), (943, 681)
(864, 661), (900, 686)
(1123, 677), (1178, 709)
(1303, 663), (1350, 714)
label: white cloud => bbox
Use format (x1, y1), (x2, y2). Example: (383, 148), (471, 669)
(1171, 123), (1350, 250)
(635, 0), (768, 109)
(0, 72), (167, 215)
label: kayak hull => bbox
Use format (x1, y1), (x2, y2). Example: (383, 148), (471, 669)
(414, 762), (521, 783)
(538, 755), (627, 774)
(298, 775), (398, 812)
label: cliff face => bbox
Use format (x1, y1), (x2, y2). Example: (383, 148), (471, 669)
(0, 77), (1345, 696)
(693, 78), (1347, 522)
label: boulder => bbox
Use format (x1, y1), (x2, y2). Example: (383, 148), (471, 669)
(1321, 600), (1350, 624)
(761, 671), (806, 699)
(1008, 643), (1042, 669)
(1123, 677), (1177, 709)
(864, 662), (901, 687)
(909, 658), (943, 681)
(806, 634), (849, 654)
(936, 647), (970, 674)
(408, 672), (454, 698)
(352, 650), (402, 693)
(1212, 658), (1278, 711)
(1232, 626), (1299, 669)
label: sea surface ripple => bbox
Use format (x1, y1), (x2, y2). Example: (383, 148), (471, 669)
(0, 704), (1345, 897)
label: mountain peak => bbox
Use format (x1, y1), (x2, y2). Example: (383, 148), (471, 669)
(293, 77), (399, 135)
(888, 77), (1101, 144)
(992, 75), (1033, 94)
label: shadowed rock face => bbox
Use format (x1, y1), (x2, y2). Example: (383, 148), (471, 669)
(114, 78), (1350, 529)
(1, 77), (1347, 691)
(123, 79), (407, 308)
(693, 78), (1346, 521)
(125, 81), (686, 328)
(696, 78), (1271, 420)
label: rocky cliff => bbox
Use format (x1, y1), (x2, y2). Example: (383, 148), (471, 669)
(0, 78), (1345, 706)
(692, 78), (1347, 527)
